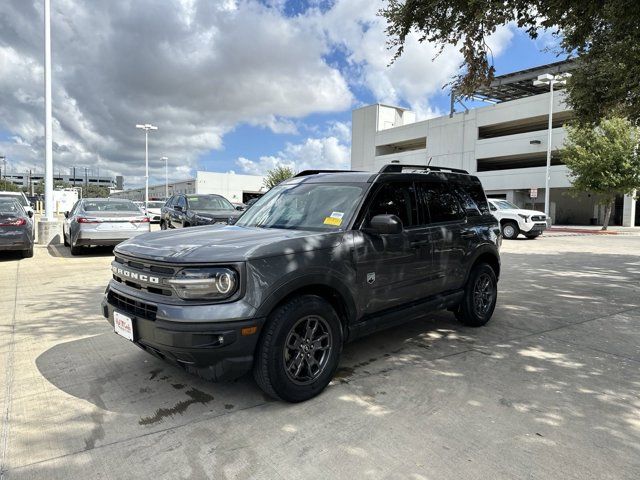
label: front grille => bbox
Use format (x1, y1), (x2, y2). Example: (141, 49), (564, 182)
(108, 290), (157, 321)
(531, 215), (546, 222)
(113, 255), (175, 296)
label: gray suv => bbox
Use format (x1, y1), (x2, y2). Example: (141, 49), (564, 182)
(102, 165), (501, 402)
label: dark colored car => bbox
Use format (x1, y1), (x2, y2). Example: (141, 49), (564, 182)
(103, 165), (501, 402)
(0, 198), (34, 258)
(160, 194), (242, 229)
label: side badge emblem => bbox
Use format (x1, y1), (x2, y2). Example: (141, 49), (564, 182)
(367, 272), (376, 285)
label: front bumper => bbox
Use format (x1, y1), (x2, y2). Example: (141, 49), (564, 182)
(520, 222), (547, 234)
(102, 285), (265, 381)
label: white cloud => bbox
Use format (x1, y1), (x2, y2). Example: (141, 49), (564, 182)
(0, 0), (352, 184)
(236, 133), (350, 176)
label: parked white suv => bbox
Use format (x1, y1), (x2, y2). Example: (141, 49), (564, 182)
(0, 191), (34, 217)
(488, 198), (547, 239)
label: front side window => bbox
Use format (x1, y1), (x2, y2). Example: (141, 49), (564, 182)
(176, 196), (187, 209)
(365, 182), (417, 228)
(236, 182), (365, 231)
(418, 183), (465, 223)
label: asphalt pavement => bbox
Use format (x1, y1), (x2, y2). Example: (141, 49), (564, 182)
(1, 234), (639, 479)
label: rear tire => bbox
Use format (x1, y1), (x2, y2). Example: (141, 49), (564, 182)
(69, 241), (82, 256)
(22, 246), (34, 258)
(455, 263), (498, 327)
(501, 221), (519, 239)
(254, 295), (342, 402)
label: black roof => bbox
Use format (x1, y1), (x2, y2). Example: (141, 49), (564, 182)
(469, 58), (577, 103)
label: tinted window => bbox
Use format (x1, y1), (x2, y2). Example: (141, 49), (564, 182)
(0, 199), (24, 214)
(418, 183), (465, 223)
(367, 182), (417, 228)
(0, 193), (28, 206)
(82, 200), (139, 212)
(465, 182), (490, 215)
(187, 195), (234, 211)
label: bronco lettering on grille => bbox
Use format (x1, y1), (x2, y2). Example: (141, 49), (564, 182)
(112, 266), (160, 284)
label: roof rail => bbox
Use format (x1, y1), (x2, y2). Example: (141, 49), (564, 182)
(294, 169), (358, 177)
(379, 164), (469, 175)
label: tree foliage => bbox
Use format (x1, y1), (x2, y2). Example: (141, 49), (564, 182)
(0, 180), (21, 192)
(264, 165), (295, 189)
(381, 0), (640, 123)
(562, 117), (640, 229)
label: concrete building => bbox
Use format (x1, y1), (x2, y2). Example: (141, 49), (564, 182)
(113, 171), (266, 204)
(351, 60), (638, 227)
(1, 170), (117, 190)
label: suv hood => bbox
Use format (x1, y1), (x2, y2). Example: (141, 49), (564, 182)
(115, 225), (343, 263)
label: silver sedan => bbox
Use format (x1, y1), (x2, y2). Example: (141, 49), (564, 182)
(63, 198), (150, 255)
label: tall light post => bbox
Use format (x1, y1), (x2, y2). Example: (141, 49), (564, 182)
(161, 156), (169, 198)
(135, 124), (158, 210)
(533, 72), (571, 221)
(44, 0), (54, 221)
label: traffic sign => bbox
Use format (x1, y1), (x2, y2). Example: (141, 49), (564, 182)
(530, 188), (538, 199)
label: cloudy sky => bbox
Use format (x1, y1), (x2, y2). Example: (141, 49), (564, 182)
(0, 0), (561, 188)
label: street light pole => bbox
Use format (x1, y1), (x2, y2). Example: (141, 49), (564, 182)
(533, 72), (571, 221)
(44, 0), (54, 221)
(135, 124), (158, 211)
(161, 156), (168, 198)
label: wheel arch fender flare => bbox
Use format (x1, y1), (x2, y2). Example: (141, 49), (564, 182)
(256, 274), (358, 332)
(464, 245), (501, 282)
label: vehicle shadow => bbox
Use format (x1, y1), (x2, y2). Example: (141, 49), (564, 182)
(47, 243), (116, 258)
(0, 251), (24, 262)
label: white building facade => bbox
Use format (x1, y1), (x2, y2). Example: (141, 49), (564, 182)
(114, 171), (266, 204)
(351, 62), (637, 227)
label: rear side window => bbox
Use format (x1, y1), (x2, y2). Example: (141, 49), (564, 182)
(418, 183), (465, 223)
(367, 182), (417, 228)
(463, 182), (490, 215)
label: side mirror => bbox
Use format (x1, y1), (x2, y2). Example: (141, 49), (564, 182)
(228, 216), (238, 225)
(235, 205), (244, 211)
(28, 211), (34, 218)
(174, 205), (183, 212)
(367, 214), (403, 235)
(64, 211), (70, 219)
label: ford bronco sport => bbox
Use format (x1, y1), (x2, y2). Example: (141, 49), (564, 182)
(102, 164), (501, 402)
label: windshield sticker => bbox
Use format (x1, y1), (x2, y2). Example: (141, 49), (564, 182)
(329, 211), (344, 220)
(323, 216), (342, 226)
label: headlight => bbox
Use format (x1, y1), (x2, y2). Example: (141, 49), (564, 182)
(165, 267), (238, 300)
(517, 214), (529, 222)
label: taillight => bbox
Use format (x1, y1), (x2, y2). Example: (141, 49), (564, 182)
(130, 217), (150, 223)
(77, 217), (102, 224)
(0, 218), (26, 227)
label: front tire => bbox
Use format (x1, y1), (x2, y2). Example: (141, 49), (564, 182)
(455, 263), (498, 327)
(160, 220), (167, 230)
(501, 221), (519, 239)
(63, 232), (70, 247)
(254, 295), (342, 402)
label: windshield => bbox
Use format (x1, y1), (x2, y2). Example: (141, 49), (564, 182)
(0, 193), (28, 206)
(187, 195), (234, 211)
(147, 201), (165, 208)
(83, 200), (139, 212)
(236, 182), (365, 231)
(492, 200), (520, 210)
(0, 199), (24, 214)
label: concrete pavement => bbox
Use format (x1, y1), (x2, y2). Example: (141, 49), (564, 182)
(1, 235), (639, 479)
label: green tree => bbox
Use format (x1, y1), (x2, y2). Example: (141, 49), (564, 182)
(82, 184), (110, 198)
(381, 0), (640, 124)
(0, 179), (21, 192)
(562, 117), (640, 229)
(264, 165), (295, 189)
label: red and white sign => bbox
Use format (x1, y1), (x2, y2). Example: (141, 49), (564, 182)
(529, 188), (538, 199)
(114, 311), (134, 341)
